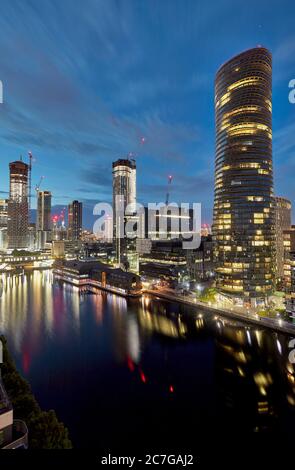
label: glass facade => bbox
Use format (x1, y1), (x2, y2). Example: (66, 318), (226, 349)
(37, 191), (52, 232)
(112, 159), (137, 265)
(68, 200), (83, 241)
(213, 47), (275, 303)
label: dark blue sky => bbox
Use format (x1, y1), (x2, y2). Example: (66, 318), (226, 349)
(0, 0), (295, 227)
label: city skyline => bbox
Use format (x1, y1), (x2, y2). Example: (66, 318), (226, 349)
(0, 0), (294, 228)
(1, 2), (295, 458)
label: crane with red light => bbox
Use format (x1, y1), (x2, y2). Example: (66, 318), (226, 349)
(35, 176), (44, 194)
(165, 175), (173, 206)
(28, 151), (33, 220)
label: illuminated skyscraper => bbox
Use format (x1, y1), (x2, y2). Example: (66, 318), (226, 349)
(37, 190), (52, 248)
(112, 159), (136, 216)
(7, 160), (29, 249)
(213, 47), (275, 306)
(0, 199), (8, 228)
(0, 199), (8, 250)
(68, 200), (83, 240)
(112, 158), (136, 265)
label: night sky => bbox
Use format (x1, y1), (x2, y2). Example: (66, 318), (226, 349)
(0, 0), (294, 228)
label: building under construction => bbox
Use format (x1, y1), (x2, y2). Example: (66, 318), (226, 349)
(7, 160), (29, 249)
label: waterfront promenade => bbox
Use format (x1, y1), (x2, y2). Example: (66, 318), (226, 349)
(144, 288), (295, 336)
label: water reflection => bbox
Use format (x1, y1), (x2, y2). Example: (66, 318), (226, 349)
(0, 271), (295, 448)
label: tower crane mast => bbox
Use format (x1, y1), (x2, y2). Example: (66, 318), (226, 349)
(165, 175), (173, 206)
(28, 151), (33, 221)
(35, 176), (45, 194)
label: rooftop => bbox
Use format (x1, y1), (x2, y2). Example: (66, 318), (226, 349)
(59, 259), (140, 280)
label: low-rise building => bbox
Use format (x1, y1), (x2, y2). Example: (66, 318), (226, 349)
(53, 259), (142, 296)
(139, 237), (213, 286)
(282, 227), (295, 292)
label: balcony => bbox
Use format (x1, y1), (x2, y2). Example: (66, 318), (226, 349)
(2, 420), (28, 449)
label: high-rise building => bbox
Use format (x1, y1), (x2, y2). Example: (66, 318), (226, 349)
(145, 206), (195, 240)
(112, 158), (136, 220)
(36, 190), (52, 249)
(0, 199), (8, 228)
(286, 249), (295, 312)
(68, 200), (83, 240)
(0, 199), (8, 250)
(112, 158), (136, 265)
(274, 196), (292, 281)
(281, 226), (295, 291)
(213, 47), (275, 306)
(7, 160), (29, 249)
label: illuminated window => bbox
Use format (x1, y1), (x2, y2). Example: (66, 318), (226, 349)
(227, 77), (261, 91)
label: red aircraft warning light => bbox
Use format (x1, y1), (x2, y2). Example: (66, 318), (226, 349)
(140, 371), (147, 384)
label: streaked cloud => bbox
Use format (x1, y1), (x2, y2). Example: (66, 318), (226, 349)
(0, 0), (294, 226)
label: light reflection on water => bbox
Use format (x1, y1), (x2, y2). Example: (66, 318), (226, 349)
(0, 270), (295, 449)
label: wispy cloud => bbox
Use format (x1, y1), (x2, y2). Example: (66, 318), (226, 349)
(0, 0), (294, 217)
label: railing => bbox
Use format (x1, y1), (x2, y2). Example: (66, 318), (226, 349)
(2, 420), (28, 449)
(145, 289), (295, 335)
(0, 380), (11, 413)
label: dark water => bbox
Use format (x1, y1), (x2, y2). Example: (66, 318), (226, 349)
(0, 270), (295, 450)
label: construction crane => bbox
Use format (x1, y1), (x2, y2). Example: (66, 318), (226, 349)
(35, 176), (44, 194)
(165, 175), (173, 206)
(28, 151), (33, 217)
(28, 150), (38, 225)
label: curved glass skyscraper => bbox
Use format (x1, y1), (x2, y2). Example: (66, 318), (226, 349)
(213, 47), (275, 305)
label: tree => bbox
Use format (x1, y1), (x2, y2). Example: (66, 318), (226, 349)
(0, 335), (72, 449)
(29, 410), (72, 449)
(197, 287), (217, 304)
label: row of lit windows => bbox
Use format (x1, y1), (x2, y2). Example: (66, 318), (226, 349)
(214, 224), (274, 231)
(216, 158), (272, 167)
(216, 78), (261, 108)
(215, 165), (272, 179)
(228, 77), (265, 92)
(226, 123), (272, 139)
(215, 231), (269, 239)
(216, 92), (231, 108)
(218, 259), (272, 268)
(222, 105), (260, 120)
(214, 202), (231, 209)
(216, 80), (271, 112)
(247, 196), (265, 202)
(216, 135), (272, 151)
(215, 224), (232, 230)
(215, 175), (270, 189)
(217, 239), (271, 251)
(222, 162), (262, 170)
(215, 169), (271, 182)
(217, 267), (273, 278)
(220, 120), (271, 133)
